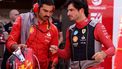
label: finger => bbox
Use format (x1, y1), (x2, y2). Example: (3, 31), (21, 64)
(49, 47), (54, 52)
(50, 46), (57, 50)
(49, 47), (56, 53)
(94, 54), (104, 62)
(93, 52), (102, 58)
(95, 58), (104, 63)
(92, 53), (98, 59)
(18, 44), (27, 50)
(21, 44), (27, 47)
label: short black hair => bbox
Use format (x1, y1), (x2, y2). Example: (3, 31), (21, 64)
(65, 0), (89, 17)
(38, 0), (55, 8)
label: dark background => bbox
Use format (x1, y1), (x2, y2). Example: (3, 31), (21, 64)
(0, 0), (66, 9)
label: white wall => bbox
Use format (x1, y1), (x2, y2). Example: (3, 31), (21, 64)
(112, 0), (122, 69)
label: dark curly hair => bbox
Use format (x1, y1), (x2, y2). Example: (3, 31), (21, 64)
(65, 0), (89, 17)
(38, 0), (55, 8)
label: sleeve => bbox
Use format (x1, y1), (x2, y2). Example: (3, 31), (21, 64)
(58, 29), (71, 60)
(49, 24), (59, 65)
(6, 16), (21, 52)
(94, 23), (115, 56)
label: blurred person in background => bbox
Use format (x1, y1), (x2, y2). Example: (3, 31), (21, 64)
(4, 9), (19, 34)
(49, 11), (66, 69)
(1, 9), (19, 69)
(0, 21), (6, 60)
(49, 11), (63, 47)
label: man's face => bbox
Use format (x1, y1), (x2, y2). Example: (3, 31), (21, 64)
(10, 10), (19, 21)
(67, 4), (80, 21)
(39, 4), (54, 21)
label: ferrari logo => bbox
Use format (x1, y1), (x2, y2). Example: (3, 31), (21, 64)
(18, 60), (33, 69)
(82, 29), (86, 34)
(30, 26), (34, 34)
(73, 36), (78, 42)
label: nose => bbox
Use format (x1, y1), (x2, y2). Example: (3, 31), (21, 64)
(67, 11), (70, 16)
(46, 12), (52, 17)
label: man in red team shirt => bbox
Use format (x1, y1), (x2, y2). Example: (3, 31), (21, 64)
(6, 0), (58, 69)
(50, 0), (115, 69)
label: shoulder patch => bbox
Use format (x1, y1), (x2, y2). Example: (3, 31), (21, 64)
(89, 19), (98, 27)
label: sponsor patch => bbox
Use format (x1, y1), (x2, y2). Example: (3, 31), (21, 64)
(73, 36), (78, 42)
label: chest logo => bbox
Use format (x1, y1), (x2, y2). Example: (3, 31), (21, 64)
(73, 36), (78, 42)
(74, 30), (78, 35)
(29, 26), (34, 34)
(81, 36), (86, 40)
(47, 32), (51, 37)
(82, 29), (86, 34)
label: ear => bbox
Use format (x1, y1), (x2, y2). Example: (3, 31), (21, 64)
(33, 3), (39, 13)
(79, 8), (84, 13)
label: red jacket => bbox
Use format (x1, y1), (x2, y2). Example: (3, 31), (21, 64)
(6, 16), (58, 69)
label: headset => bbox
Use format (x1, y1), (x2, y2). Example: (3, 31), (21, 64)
(33, 3), (39, 13)
(33, 0), (56, 33)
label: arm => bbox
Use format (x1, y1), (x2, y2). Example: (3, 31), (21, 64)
(57, 29), (71, 60)
(95, 23), (115, 56)
(6, 16), (26, 52)
(50, 29), (71, 60)
(93, 23), (115, 62)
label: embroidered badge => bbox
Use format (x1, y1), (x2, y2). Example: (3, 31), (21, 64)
(81, 35), (86, 40)
(47, 32), (51, 37)
(74, 30), (78, 35)
(73, 36), (78, 42)
(82, 29), (86, 34)
(29, 26), (34, 34)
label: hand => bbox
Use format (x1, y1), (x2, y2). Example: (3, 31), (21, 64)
(51, 66), (55, 69)
(3, 31), (9, 40)
(92, 51), (107, 62)
(11, 44), (27, 51)
(50, 45), (58, 54)
(18, 44), (27, 47)
(51, 62), (56, 69)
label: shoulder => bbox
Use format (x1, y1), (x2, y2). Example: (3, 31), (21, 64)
(50, 23), (58, 31)
(94, 23), (108, 35)
(50, 22), (57, 29)
(89, 20), (99, 27)
(20, 12), (35, 20)
(95, 23), (105, 29)
(50, 23), (58, 37)
(20, 12), (33, 16)
(94, 23), (105, 33)
(11, 16), (22, 27)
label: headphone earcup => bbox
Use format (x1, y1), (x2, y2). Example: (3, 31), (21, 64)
(33, 3), (39, 13)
